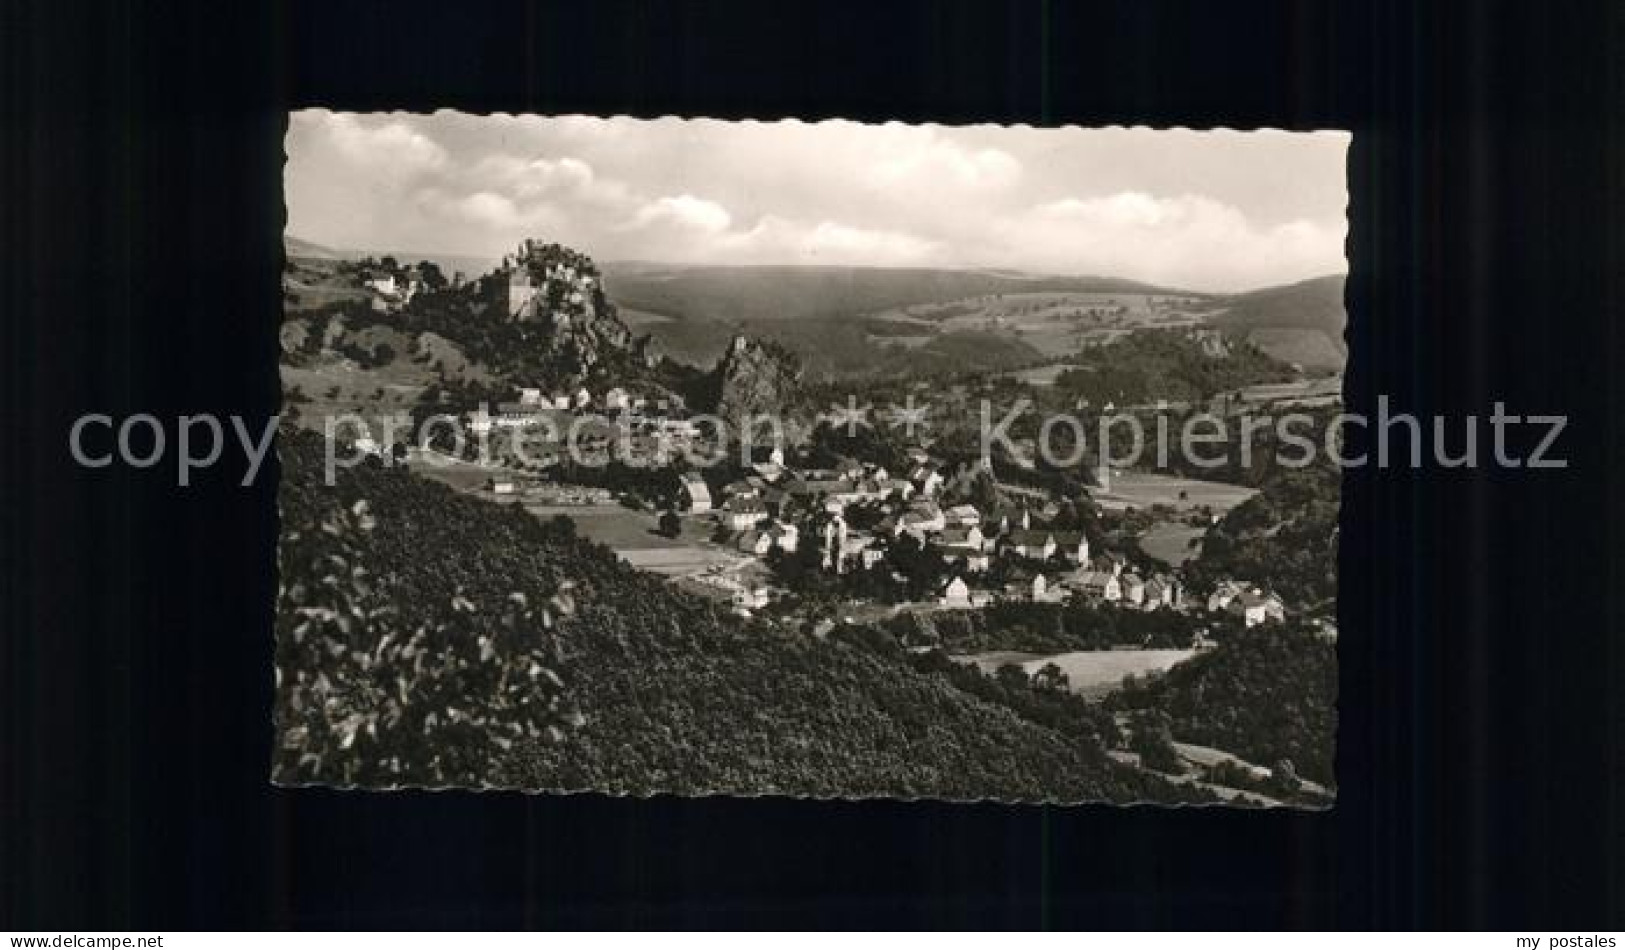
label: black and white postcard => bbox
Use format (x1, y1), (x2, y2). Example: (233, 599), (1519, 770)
(276, 113), (1346, 806)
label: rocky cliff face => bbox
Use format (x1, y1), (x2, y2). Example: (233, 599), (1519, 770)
(709, 335), (803, 421)
(1190, 328), (1235, 359)
(493, 240), (653, 375)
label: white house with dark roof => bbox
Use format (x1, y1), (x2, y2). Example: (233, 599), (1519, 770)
(1142, 575), (1177, 610)
(1092, 551), (1127, 576)
(879, 478), (915, 500)
(1070, 570), (1122, 602)
(935, 525), (986, 552)
(898, 501), (946, 536)
(732, 528), (773, 556)
(940, 576), (972, 609)
(950, 551), (991, 573)
(1229, 589), (1286, 627)
(1206, 580), (1250, 613)
(677, 473), (712, 513)
(840, 535), (885, 571)
(1004, 529), (1057, 561)
(915, 468), (945, 498)
(1048, 531), (1090, 564)
(721, 495), (769, 530)
(1006, 573), (1060, 603)
(731, 585), (770, 611)
(765, 521), (799, 553)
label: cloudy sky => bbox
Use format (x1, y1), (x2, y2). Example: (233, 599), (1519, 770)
(285, 111), (1347, 292)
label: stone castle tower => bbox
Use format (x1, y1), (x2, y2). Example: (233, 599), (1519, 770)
(507, 265), (540, 319)
(820, 513), (849, 573)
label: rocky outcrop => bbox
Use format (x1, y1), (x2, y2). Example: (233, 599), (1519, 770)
(708, 335), (803, 421)
(1196, 330), (1234, 359)
(490, 239), (645, 374)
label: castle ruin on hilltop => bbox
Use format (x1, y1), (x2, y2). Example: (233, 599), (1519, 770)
(497, 238), (605, 327)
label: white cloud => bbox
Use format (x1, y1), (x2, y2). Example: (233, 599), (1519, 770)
(864, 128), (1022, 191)
(1037, 192), (1187, 228)
(466, 154), (629, 209)
(996, 192), (1345, 290)
(286, 112), (1347, 288)
(799, 221), (937, 260)
(316, 113), (447, 177)
(449, 191), (525, 228)
(713, 216), (938, 265)
(628, 194), (733, 233)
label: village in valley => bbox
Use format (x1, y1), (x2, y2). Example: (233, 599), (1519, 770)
(318, 241), (1308, 638)
(276, 116), (1344, 806)
(280, 231), (1340, 805)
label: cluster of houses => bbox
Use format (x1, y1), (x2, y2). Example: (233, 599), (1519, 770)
(468, 387), (703, 451)
(460, 399), (1293, 629)
(482, 477), (615, 507)
(363, 271), (419, 311)
(668, 446), (1294, 624)
(1205, 581), (1287, 627)
(361, 262), (458, 313)
(934, 543), (1184, 614)
(685, 563), (774, 613)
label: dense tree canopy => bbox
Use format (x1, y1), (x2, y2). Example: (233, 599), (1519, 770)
(1054, 328), (1295, 406)
(1185, 464), (1340, 609)
(276, 427), (1215, 804)
(1106, 623), (1338, 787)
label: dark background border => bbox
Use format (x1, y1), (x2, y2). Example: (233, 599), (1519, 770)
(4, 0), (1621, 929)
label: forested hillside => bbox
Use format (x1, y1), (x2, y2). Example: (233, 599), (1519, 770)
(274, 428), (1213, 803)
(1053, 328), (1296, 405)
(1106, 624), (1338, 788)
(600, 262), (1176, 325)
(1203, 274), (1346, 371)
(1185, 464), (1340, 610)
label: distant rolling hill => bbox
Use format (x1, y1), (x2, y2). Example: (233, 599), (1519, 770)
(600, 262), (1181, 325)
(284, 236), (499, 282)
(598, 262), (1189, 373)
(1202, 274), (1347, 371)
(284, 234), (344, 260)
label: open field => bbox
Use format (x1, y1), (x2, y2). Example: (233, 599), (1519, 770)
(1226, 375), (1344, 408)
(413, 460), (735, 575)
(618, 306), (679, 326)
(869, 292), (1205, 359)
(958, 649), (1197, 700)
(540, 508), (734, 576)
(1093, 472), (1258, 513)
(282, 257), (369, 313)
(280, 354), (434, 431)
(996, 363), (1073, 386)
(1202, 273), (1347, 371)
(623, 548), (741, 575)
(1136, 522), (1206, 567)
(558, 508), (696, 549)
(416, 463), (506, 494)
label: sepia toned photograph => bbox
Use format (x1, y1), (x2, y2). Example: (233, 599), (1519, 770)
(276, 112), (1346, 805)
